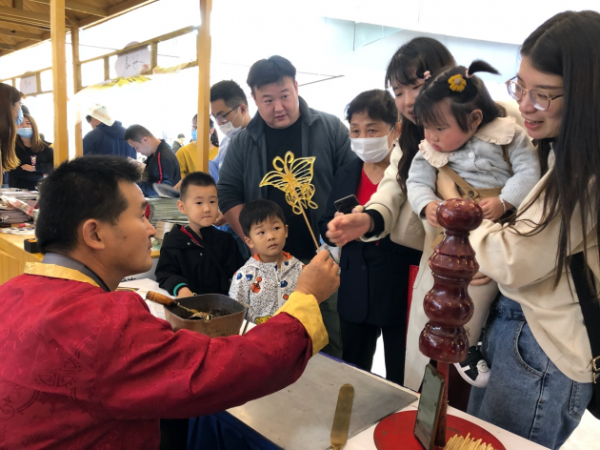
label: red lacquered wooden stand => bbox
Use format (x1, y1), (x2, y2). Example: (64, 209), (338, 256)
(420, 199), (482, 448)
(375, 199), (505, 450)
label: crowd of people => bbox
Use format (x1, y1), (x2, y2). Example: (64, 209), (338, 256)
(0, 9), (598, 450)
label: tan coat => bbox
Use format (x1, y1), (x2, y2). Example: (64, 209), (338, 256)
(470, 154), (597, 384)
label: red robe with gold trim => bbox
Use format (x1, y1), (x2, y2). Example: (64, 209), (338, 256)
(0, 270), (324, 449)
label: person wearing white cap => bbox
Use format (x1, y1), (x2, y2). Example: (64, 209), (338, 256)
(83, 104), (136, 159)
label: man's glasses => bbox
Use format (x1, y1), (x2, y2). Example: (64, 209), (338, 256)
(213, 105), (240, 124)
(505, 77), (563, 111)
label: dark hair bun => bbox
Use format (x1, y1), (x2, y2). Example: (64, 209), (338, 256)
(467, 60), (499, 77)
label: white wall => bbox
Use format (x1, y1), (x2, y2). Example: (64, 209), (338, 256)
(2, 0), (598, 154)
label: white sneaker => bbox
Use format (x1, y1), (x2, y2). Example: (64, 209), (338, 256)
(454, 345), (490, 388)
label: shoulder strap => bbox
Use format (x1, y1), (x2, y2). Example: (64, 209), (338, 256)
(501, 144), (514, 176)
(438, 165), (481, 201)
(570, 252), (600, 383)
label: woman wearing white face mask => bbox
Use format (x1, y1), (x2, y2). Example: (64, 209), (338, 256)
(9, 114), (53, 190)
(318, 90), (422, 385)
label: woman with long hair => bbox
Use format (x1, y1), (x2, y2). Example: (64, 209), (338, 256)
(326, 37), (526, 393)
(464, 11), (598, 449)
(326, 38), (457, 390)
(9, 114), (54, 190)
(0, 83), (22, 182)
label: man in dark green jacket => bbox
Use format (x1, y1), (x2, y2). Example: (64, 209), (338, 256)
(217, 55), (356, 357)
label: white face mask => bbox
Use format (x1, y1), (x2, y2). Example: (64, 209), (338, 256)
(350, 135), (391, 163)
(218, 108), (242, 137)
(219, 121), (241, 137)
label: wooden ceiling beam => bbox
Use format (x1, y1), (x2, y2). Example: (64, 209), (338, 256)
(0, 5), (50, 26)
(28, 0), (108, 17)
(0, 43), (15, 50)
(14, 30), (49, 49)
(0, 17), (50, 30)
(0, 6), (74, 29)
(79, 0), (155, 28)
(0, 26), (43, 40)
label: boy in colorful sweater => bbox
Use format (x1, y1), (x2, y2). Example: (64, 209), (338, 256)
(229, 200), (304, 324)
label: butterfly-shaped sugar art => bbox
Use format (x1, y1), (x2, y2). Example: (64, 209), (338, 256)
(260, 151), (318, 215)
(259, 151), (319, 250)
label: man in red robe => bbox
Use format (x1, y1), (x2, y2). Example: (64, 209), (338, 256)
(0, 156), (337, 449)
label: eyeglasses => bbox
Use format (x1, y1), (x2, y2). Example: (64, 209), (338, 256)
(213, 105), (240, 124)
(505, 77), (563, 111)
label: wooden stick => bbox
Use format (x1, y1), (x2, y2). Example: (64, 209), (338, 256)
(288, 186), (320, 251)
(299, 205), (320, 251)
(146, 291), (177, 306)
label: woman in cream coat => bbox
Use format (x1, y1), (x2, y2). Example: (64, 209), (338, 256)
(326, 38), (524, 392)
(329, 12), (598, 450)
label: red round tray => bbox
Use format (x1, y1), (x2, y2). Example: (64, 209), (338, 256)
(374, 410), (506, 450)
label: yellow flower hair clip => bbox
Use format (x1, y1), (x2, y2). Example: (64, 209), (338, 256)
(448, 74), (467, 93)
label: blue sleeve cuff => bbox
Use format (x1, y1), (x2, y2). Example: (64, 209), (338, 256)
(173, 283), (188, 296)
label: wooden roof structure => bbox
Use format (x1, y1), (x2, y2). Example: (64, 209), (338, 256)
(0, 0), (212, 177)
(0, 0), (156, 57)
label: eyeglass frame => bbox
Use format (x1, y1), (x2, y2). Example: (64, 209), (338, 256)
(505, 76), (563, 112)
(213, 104), (241, 124)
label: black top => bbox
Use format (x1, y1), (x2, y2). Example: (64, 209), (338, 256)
(138, 140), (181, 197)
(318, 158), (422, 326)
(8, 139), (54, 190)
(264, 117), (315, 259)
(155, 224), (245, 296)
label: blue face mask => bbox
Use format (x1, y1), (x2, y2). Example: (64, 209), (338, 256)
(15, 107), (23, 126)
(17, 128), (33, 138)
(191, 129), (197, 141)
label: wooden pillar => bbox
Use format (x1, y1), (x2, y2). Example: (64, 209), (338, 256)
(35, 72), (41, 95)
(51, 0), (69, 165)
(71, 26), (83, 157)
(196, 0), (212, 172)
(103, 57), (110, 81)
(150, 42), (158, 71)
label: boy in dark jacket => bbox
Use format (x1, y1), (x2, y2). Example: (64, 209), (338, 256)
(155, 172), (244, 297)
(125, 124), (181, 197)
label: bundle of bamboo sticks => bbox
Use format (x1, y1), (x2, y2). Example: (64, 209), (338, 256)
(444, 433), (497, 450)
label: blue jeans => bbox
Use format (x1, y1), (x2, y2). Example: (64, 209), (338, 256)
(467, 295), (593, 450)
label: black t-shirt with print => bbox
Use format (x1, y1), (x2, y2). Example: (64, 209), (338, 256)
(263, 117), (316, 260)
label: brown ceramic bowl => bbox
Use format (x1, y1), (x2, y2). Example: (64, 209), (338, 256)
(163, 293), (247, 337)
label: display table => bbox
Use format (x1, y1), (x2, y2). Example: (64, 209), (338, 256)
(123, 278), (550, 450)
(0, 231), (160, 285)
(0, 232), (40, 284)
(187, 371), (549, 450)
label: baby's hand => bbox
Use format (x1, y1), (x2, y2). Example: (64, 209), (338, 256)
(479, 197), (512, 222)
(424, 201), (441, 228)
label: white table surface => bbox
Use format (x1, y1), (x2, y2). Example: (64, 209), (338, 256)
(120, 278), (549, 450)
(345, 379), (550, 450)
